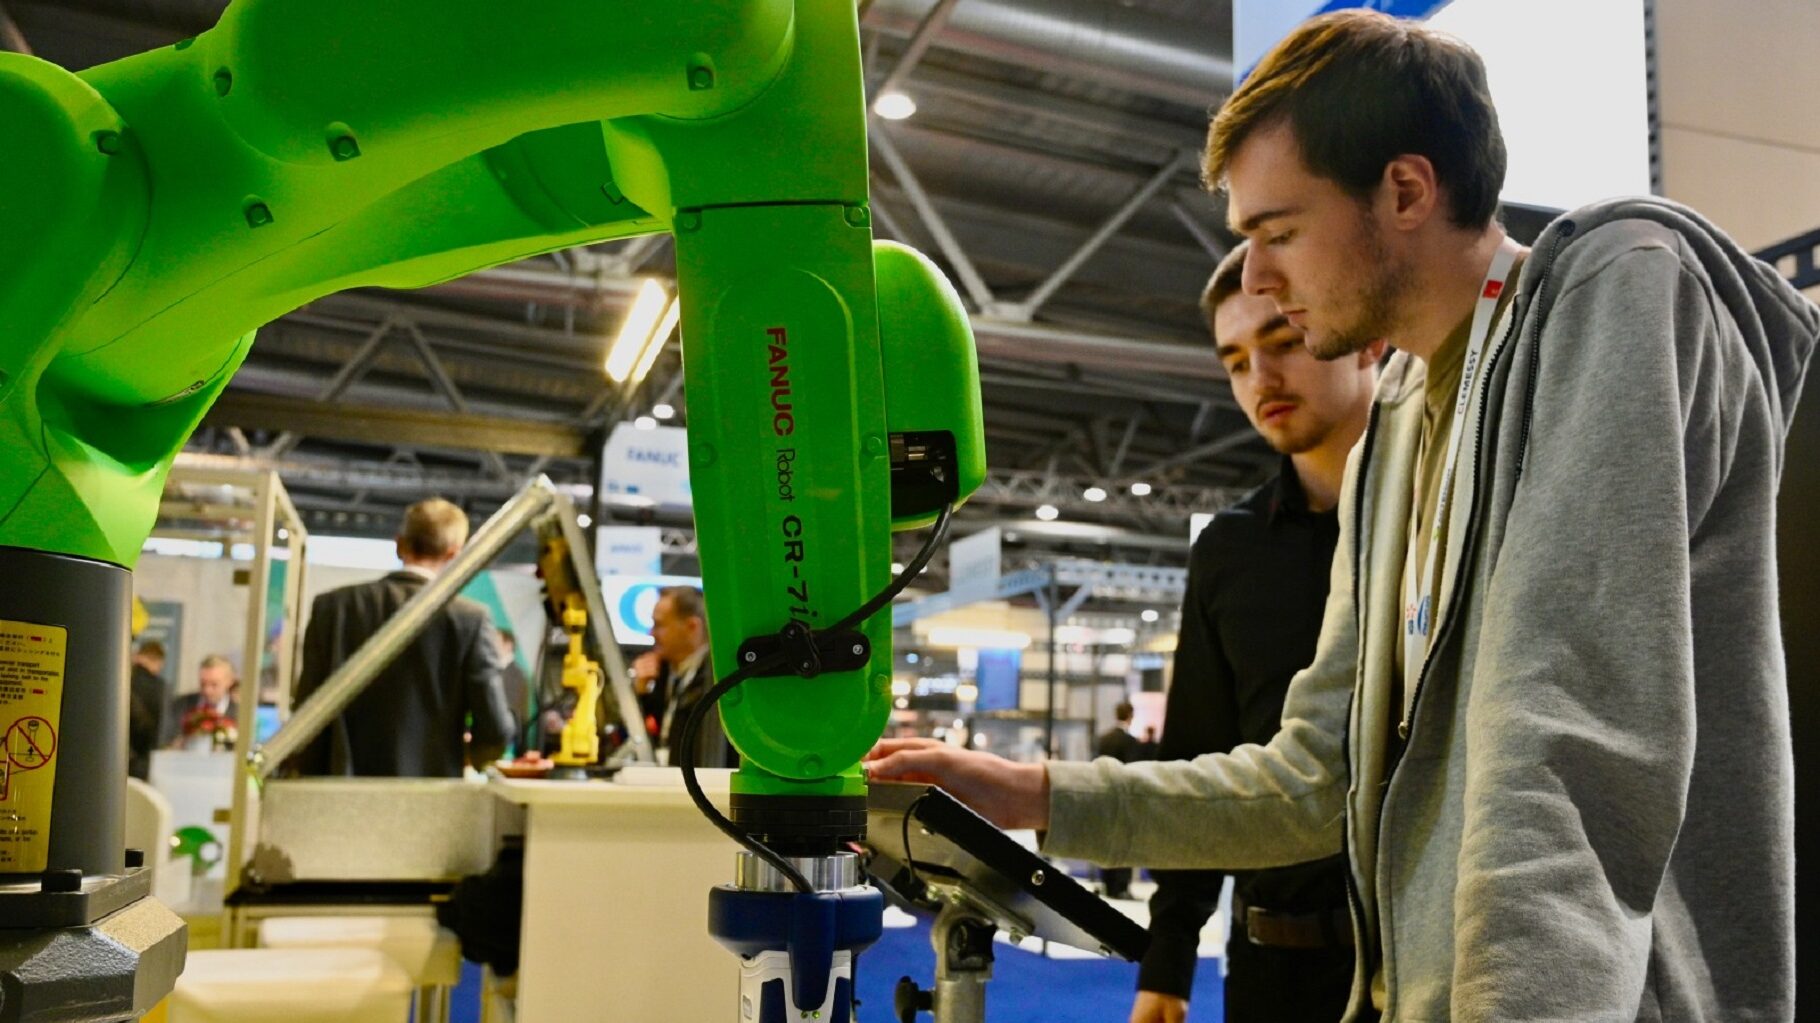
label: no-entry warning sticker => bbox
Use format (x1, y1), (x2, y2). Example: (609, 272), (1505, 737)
(0, 620), (66, 873)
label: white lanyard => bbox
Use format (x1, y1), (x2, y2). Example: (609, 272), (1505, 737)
(1400, 237), (1522, 716)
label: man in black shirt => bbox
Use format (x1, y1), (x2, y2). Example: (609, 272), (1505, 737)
(1131, 242), (1379, 1023)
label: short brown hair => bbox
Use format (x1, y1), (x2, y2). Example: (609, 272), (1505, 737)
(1205, 9), (1506, 228)
(1200, 240), (1251, 338)
(136, 639), (166, 661)
(659, 586), (706, 623)
(399, 498), (470, 560)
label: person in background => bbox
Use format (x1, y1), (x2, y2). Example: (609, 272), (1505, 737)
(167, 654), (237, 749)
(630, 586), (730, 768)
(495, 629), (530, 752)
(1093, 701), (1143, 899)
(127, 640), (166, 778)
(1128, 239), (1377, 1023)
(292, 498), (515, 777)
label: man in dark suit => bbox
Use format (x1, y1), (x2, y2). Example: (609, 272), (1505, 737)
(292, 498), (515, 777)
(127, 639), (166, 778)
(633, 585), (731, 768)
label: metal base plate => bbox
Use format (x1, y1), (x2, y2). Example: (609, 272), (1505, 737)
(0, 895), (186, 1023)
(0, 868), (150, 930)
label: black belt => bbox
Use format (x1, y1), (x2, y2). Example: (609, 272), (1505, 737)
(1233, 896), (1354, 950)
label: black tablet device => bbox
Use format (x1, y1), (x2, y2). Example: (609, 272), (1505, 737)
(863, 780), (1149, 961)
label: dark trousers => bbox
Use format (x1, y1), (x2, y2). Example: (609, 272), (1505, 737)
(1225, 929), (1355, 1023)
(1098, 866), (1132, 898)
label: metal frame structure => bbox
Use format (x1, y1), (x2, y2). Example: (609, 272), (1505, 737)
(156, 465), (313, 902)
(1758, 228), (1820, 292)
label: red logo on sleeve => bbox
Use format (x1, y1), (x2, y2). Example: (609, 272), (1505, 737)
(1482, 280), (1504, 300)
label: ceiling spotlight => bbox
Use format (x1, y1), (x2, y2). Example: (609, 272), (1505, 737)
(1129, 481), (1152, 497)
(1140, 608), (1159, 623)
(604, 279), (673, 384)
(872, 91), (917, 121)
(652, 403), (676, 420)
(633, 415), (657, 431)
(276, 527), (289, 540)
(891, 561), (906, 575)
(1035, 504), (1059, 521)
(1083, 486), (1107, 503)
(577, 513), (593, 528)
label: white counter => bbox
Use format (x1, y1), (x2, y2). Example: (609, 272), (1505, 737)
(491, 769), (740, 1022)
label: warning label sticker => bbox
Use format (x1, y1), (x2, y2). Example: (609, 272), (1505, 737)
(0, 620), (66, 873)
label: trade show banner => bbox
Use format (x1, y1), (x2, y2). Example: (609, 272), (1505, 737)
(599, 574), (705, 646)
(595, 526), (665, 577)
(601, 423), (692, 509)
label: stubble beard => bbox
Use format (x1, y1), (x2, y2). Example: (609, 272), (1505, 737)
(1306, 216), (1411, 362)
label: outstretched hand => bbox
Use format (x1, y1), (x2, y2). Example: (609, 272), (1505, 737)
(864, 737), (1051, 831)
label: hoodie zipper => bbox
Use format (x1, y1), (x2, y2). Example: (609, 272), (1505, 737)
(1370, 224), (1574, 1014)
(1339, 399), (1383, 995)
(1390, 221), (1574, 774)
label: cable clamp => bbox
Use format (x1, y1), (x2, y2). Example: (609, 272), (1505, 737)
(736, 622), (871, 679)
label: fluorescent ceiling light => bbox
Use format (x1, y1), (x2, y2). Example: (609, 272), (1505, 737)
(1083, 486), (1107, 503)
(1035, 504), (1059, 521)
(633, 415), (657, 431)
(873, 91), (916, 120)
(631, 296), (680, 385)
(924, 627), (1032, 651)
(1140, 608), (1159, 623)
(604, 280), (671, 383)
(653, 403), (676, 420)
(1129, 482), (1152, 497)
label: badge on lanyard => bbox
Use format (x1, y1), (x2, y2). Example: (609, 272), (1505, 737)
(1400, 237), (1523, 716)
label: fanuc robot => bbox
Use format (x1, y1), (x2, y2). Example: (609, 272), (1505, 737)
(0, 3), (985, 1019)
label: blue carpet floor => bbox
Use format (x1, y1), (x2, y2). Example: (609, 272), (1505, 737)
(446, 917), (1228, 1022)
(854, 916), (1227, 1023)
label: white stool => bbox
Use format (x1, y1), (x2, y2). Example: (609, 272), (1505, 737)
(170, 947), (411, 1023)
(258, 915), (462, 1022)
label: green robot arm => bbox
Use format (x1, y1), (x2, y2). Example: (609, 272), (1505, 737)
(0, 1), (983, 798)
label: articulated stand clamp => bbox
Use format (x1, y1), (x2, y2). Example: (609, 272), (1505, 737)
(891, 881), (1035, 1023)
(865, 781), (1150, 1023)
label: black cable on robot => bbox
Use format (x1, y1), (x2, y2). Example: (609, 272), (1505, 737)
(678, 504), (955, 894)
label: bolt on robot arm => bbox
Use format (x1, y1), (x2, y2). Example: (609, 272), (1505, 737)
(0, 1), (984, 1017)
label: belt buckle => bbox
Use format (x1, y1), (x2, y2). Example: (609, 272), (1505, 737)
(1242, 905), (1273, 946)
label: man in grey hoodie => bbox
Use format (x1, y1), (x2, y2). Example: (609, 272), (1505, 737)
(868, 10), (1816, 1022)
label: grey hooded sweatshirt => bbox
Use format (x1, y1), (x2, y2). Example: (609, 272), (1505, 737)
(1042, 198), (1817, 1022)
